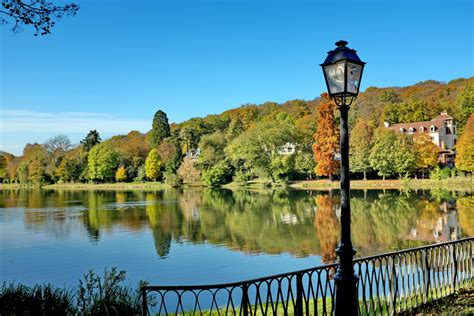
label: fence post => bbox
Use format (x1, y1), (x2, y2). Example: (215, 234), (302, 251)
(423, 250), (431, 303)
(242, 283), (249, 316)
(141, 287), (148, 316)
(453, 244), (458, 292)
(295, 273), (303, 316)
(388, 256), (397, 316)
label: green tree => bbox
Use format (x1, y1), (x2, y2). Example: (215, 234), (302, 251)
(226, 117), (244, 140)
(87, 144), (119, 182)
(456, 84), (474, 133)
(202, 160), (233, 187)
(0, 153), (6, 181)
(22, 143), (48, 184)
(312, 94), (339, 180)
(393, 133), (416, 178)
(145, 149), (162, 181)
(81, 130), (101, 151)
(115, 165), (127, 182)
(226, 121), (295, 181)
(456, 114), (474, 173)
(149, 110), (171, 148)
(369, 129), (398, 180)
(350, 120), (374, 180)
(382, 99), (429, 124)
(198, 132), (227, 170)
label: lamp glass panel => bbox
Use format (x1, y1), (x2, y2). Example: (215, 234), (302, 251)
(323, 61), (346, 94)
(347, 62), (363, 94)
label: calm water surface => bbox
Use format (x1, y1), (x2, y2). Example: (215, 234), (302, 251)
(0, 188), (472, 287)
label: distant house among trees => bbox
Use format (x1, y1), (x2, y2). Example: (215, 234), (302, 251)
(385, 111), (457, 166)
(278, 142), (297, 155)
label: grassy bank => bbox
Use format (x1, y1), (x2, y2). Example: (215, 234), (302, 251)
(1, 177), (473, 192)
(290, 177), (474, 192)
(0, 182), (170, 191)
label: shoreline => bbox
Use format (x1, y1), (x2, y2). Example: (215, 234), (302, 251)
(1, 177), (473, 192)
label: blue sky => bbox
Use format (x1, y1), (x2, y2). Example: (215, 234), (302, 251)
(1, 0), (473, 155)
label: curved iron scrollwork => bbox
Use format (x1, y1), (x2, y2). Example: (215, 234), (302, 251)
(142, 238), (473, 315)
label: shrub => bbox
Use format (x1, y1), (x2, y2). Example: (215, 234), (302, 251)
(202, 161), (232, 187)
(232, 169), (252, 185)
(163, 171), (181, 187)
(134, 165), (146, 182)
(430, 166), (452, 180)
(77, 267), (146, 315)
(0, 282), (76, 315)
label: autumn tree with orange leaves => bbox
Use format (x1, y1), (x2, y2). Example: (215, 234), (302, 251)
(314, 194), (340, 264)
(312, 93), (339, 180)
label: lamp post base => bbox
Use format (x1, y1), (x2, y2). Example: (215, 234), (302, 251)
(334, 244), (359, 316)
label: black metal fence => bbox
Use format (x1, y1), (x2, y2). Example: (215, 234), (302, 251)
(142, 238), (473, 315)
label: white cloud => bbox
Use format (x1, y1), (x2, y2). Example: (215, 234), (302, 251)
(0, 109), (151, 133)
(0, 109), (152, 155)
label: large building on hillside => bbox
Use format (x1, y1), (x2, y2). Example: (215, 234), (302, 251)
(385, 111), (457, 166)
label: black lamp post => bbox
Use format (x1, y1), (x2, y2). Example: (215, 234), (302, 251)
(320, 40), (365, 315)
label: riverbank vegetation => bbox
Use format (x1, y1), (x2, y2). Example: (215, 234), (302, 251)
(0, 267), (148, 315)
(1, 78), (473, 188)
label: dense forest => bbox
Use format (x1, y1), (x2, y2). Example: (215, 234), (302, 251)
(1, 77), (473, 186)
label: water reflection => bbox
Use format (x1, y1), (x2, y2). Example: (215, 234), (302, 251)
(1, 189), (471, 261)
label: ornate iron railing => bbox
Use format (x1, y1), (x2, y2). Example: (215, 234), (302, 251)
(142, 238), (473, 315)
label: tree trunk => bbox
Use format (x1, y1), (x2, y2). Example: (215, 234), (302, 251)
(329, 173), (334, 182)
(383, 175), (385, 181)
(363, 170), (367, 180)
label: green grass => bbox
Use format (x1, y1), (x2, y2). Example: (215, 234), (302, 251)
(289, 177), (474, 192)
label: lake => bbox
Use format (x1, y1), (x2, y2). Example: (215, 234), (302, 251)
(0, 188), (472, 288)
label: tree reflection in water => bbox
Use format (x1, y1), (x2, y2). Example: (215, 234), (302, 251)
(4, 188), (471, 260)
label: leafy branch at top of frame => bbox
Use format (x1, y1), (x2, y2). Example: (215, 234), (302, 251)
(0, 0), (79, 36)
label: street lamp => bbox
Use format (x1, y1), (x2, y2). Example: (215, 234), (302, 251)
(320, 40), (365, 315)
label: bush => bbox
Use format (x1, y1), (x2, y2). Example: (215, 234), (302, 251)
(430, 166), (452, 180)
(77, 267), (145, 315)
(134, 165), (146, 182)
(0, 267), (154, 316)
(232, 169), (252, 185)
(163, 171), (181, 187)
(202, 161), (233, 187)
(0, 283), (76, 315)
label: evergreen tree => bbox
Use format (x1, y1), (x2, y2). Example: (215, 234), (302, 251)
(150, 110), (171, 148)
(81, 130), (101, 151)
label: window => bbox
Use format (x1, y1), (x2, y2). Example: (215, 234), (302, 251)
(399, 128), (405, 133)
(430, 125), (436, 132)
(419, 126), (424, 132)
(408, 127), (415, 134)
